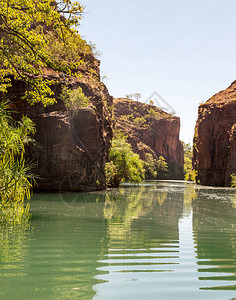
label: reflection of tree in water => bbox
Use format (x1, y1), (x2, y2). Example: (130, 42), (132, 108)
(0, 195), (109, 300)
(0, 202), (30, 265)
(104, 185), (184, 249)
(30, 195), (109, 300)
(232, 195), (236, 209)
(192, 189), (236, 290)
(183, 183), (197, 216)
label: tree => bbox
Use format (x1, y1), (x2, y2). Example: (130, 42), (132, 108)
(125, 93), (141, 101)
(156, 156), (168, 179)
(133, 93), (141, 102)
(106, 132), (145, 187)
(0, 100), (35, 205)
(0, 0), (92, 106)
(183, 142), (197, 181)
(144, 153), (157, 179)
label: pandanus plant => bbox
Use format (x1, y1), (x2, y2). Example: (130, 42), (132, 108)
(0, 100), (35, 207)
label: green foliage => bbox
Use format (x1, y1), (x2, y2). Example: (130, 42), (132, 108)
(106, 133), (145, 187)
(144, 154), (168, 180)
(183, 142), (197, 182)
(144, 153), (157, 179)
(231, 173), (236, 188)
(0, 0), (92, 105)
(183, 142), (192, 173)
(185, 169), (197, 182)
(156, 156), (168, 179)
(133, 116), (147, 127)
(148, 107), (161, 119)
(60, 86), (89, 109)
(0, 101), (35, 205)
(166, 161), (184, 180)
(105, 161), (117, 187)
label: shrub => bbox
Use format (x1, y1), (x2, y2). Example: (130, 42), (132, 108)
(144, 153), (157, 179)
(156, 156), (168, 179)
(106, 133), (145, 187)
(231, 173), (236, 188)
(60, 86), (89, 110)
(133, 116), (146, 127)
(0, 101), (35, 205)
(148, 108), (161, 119)
(185, 170), (198, 182)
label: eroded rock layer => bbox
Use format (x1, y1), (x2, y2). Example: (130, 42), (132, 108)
(193, 81), (236, 186)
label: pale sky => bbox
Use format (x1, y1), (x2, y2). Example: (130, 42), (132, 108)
(79, 0), (236, 143)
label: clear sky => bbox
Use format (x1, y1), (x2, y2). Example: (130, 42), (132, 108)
(79, 0), (236, 143)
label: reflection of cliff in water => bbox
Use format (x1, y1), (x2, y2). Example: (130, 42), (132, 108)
(192, 188), (236, 290)
(104, 183), (184, 249)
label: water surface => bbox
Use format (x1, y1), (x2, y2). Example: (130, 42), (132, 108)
(0, 181), (235, 299)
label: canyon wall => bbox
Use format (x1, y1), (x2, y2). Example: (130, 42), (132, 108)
(114, 98), (184, 178)
(10, 72), (112, 191)
(193, 81), (236, 186)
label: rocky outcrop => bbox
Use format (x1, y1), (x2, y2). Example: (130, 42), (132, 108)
(9, 73), (112, 191)
(114, 98), (184, 178)
(193, 81), (236, 186)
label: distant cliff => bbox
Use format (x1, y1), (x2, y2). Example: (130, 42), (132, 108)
(9, 68), (112, 191)
(193, 81), (236, 186)
(114, 98), (184, 178)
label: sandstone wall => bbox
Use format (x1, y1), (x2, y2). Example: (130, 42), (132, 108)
(10, 74), (112, 191)
(114, 98), (184, 178)
(193, 81), (236, 186)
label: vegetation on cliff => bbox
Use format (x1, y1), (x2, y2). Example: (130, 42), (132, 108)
(113, 98), (184, 180)
(0, 100), (35, 220)
(0, 1), (101, 214)
(0, 0), (94, 106)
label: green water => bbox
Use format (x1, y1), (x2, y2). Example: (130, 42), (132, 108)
(0, 181), (236, 300)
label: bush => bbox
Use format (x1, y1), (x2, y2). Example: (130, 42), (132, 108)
(185, 170), (198, 182)
(148, 108), (161, 119)
(156, 156), (168, 179)
(183, 142), (196, 182)
(106, 133), (145, 187)
(0, 101), (35, 205)
(144, 153), (157, 179)
(133, 117), (146, 127)
(60, 86), (89, 110)
(231, 173), (236, 188)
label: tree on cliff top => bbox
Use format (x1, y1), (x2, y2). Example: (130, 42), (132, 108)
(0, 0), (92, 106)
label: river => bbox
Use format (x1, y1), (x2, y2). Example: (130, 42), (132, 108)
(0, 181), (235, 299)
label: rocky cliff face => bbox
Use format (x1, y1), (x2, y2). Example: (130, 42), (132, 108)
(193, 81), (236, 186)
(9, 72), (112, 191)
(114, 98), (184, 178)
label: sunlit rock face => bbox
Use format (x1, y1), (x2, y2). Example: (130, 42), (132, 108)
(113, 98), (184, 179)
(193, 81), (236, 186)
(9, 74), (113, 191)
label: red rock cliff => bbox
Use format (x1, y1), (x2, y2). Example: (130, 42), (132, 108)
(193, 81), (236, 186)
(9, 72), (112, 191)
(114, 98), (184, 178)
